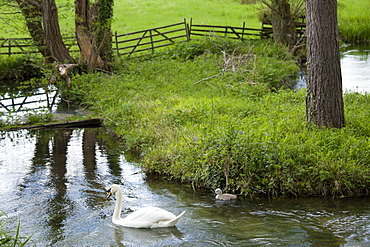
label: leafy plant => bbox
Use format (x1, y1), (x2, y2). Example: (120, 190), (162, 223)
(0, 211), (32, 247)
(0, 55), (43, 81)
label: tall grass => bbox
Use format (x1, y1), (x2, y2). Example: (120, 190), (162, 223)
(0, 211), (32, 247)
(338, 0), (370, 43)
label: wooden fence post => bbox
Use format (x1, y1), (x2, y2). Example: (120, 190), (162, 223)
(114, 31), (119, 56)
(242, 22), (245, 40)
(184, 18), (190, 42)
(189, 18), (193, 40)
(8, 39), (11, 57)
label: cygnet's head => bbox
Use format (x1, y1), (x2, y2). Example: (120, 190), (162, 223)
(106, 184), (121, 199)
(215, 188), (222, 195)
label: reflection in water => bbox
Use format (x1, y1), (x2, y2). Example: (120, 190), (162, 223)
(113, 224), (184, 246)
(296, 44), (370, 93)
(1, 128), (370, 246)
(48, 129), (72, 243)
(341, 44), (370, 92)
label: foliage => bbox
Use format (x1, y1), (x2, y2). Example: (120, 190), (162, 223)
(257, 0), (305, 22)
(160, 37), (298, 89)
(0, 211), (32, 246)
(65, 38), (370, 198)
(0, 55), (43, 81)
(23, 110), (54, 125)
(338, 0), (370, 43)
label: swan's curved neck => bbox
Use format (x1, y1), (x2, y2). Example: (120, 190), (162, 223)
(113, 188), (123, 221)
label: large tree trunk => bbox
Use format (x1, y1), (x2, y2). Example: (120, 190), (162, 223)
(92, 0), (114, 63)
(16, 0), (53, 63)
(75, 0), (105, 72)
(271, 0), (296, 46)
(305, 0), (345, 128)
(40, 0), (75, 63)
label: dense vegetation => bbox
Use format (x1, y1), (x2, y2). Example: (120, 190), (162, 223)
(1, 0), (369, 198)
(338, 0), (370, 43)
(63, 37), (370, 197)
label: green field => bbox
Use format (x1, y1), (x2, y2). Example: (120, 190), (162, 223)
(56, 0), (260, 36)
(1, 0), (369, 43)
(112, 0), (260, 34)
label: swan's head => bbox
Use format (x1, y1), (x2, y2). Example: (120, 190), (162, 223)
(215, 188), (222, 195)
(106, 184), (121, 199)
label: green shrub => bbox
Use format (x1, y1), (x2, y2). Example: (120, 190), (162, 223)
(0, 55), (43, 81)
(24, 111), (54, 125)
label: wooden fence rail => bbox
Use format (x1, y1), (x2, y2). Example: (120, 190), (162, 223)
(114, 21), (190, 56)
(0, 18), (306, 58)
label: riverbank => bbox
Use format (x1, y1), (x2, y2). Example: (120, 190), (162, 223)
(63, 38), (370, 198)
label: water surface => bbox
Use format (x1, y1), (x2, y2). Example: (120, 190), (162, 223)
(341, 44), (370, 92)
(1, 128), (370, 246)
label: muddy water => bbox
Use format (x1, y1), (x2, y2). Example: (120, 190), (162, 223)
(1, 128), (370, 246)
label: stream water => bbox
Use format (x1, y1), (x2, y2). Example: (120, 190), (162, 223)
(341, 44), (370, 92)
(1, 45), (370, 246)
(296, 44), (370, 92)
(1, 128), (370, 247)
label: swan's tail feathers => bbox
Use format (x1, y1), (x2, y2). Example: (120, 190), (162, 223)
(151, 211), (186, 228)
(168, 211), (186, 226)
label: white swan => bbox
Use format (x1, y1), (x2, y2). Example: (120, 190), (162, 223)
(215, 188), (237, 201)
(106, 184), (186, 228)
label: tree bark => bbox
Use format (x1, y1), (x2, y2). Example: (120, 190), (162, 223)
(92, 0), (114, 63)
(270, 0), (296, 46)
(75, 0), (105, 72)
(40, 0), (75, 63)
(305, 0), (345, 128)
(15, 0), (53, 63)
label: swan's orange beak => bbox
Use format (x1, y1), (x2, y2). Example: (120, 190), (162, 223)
(106, 188), (112, 199)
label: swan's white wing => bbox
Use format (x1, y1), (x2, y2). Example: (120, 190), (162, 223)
(119, 207), (180, 228)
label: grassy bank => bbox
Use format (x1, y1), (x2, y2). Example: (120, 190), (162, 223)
(338, 0), (370, 43)
(66, 38), (370, 197)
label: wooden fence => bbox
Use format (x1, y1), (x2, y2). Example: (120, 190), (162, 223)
(261, 16), (306, 39)
(0, 18), (306, 57)
(0, 36), (78, 57)
(114, 20), (190, 56)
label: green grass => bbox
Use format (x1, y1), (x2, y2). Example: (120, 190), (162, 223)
(64, 38), (370, 197)
(1, 0), (369, 43)
(1, 1), (370, 198)
(112, 0), (261, 34)
(0, 211), (32, 247)
(338, 0), (370, 43)
(0, 0), (260, 37)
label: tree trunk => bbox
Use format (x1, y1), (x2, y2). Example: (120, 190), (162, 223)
(16, 0), (53, 63)
(40, 0), (75, 63)
(271, 0), (296, 46)
(305, 0), (345, 128)
(75, 0), (105, 72)
(92, 0), (114, 63)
